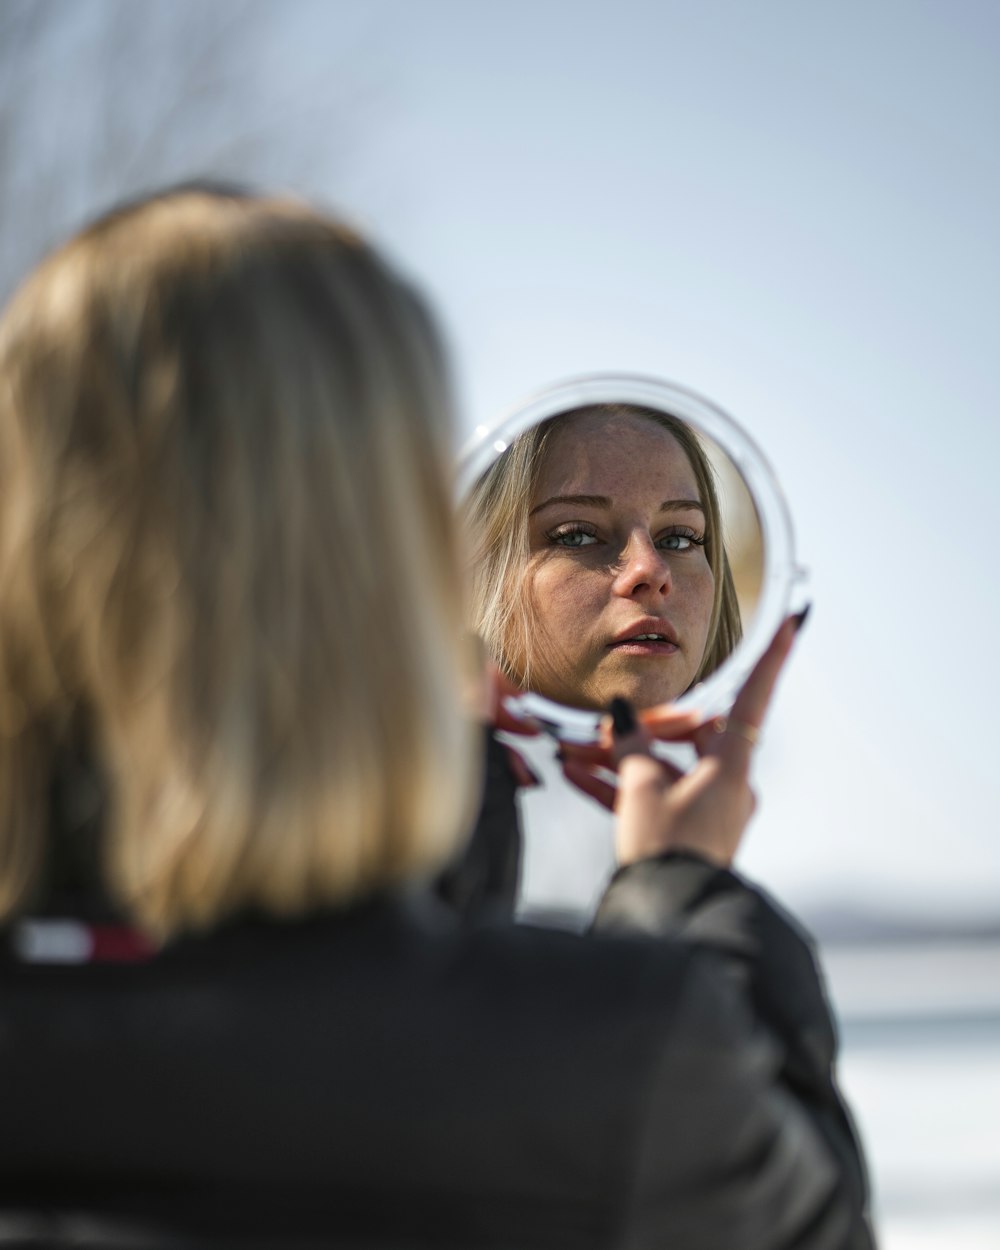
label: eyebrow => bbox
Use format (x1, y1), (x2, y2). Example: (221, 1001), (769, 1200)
(529, 494), (705, 517)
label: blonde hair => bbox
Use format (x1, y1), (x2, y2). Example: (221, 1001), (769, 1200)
(0, 186), (478, 938)
(465, 404), (742, 699)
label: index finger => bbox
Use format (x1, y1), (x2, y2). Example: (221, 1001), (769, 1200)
(712, 614), (799, 768)
(732, 614), (799, 725)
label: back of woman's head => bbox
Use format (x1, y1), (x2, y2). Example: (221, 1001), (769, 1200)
(0, 186), (477, 937)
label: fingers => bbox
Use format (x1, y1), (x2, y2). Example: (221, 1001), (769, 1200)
(710, 611), (804, 769)
(730, 615), (798, 726)
(494, 607), (807, 815)
(604, 695), (688, 785)
(637, 703), (705, 741)
(557, 738), (613, 767)
(557, 701), (701, 768)
(559, 756), (618, 811)
(562, 695), (683, 810)
(613, 750), (686, 863)
(629, 610), (807, 757)
(608, 697), (654, 767)
(503, 745), (540, 790)
(486, 665), (542, 737)
(493, 700), (543, 737)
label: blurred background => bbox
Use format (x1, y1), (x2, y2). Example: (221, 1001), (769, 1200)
(2, 1), (997, 1245)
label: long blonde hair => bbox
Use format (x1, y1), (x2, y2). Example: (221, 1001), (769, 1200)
(0, 186), (478, 937)
(465, 404), (742, 700)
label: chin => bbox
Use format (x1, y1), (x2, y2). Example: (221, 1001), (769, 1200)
(636, 688), (686, 711)
(594, 678), (686, 712)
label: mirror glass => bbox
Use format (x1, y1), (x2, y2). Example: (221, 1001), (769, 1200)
(459, 375), (801, 743)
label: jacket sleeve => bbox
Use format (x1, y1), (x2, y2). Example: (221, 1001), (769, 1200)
(593, 852), (876, 1250)
(435, 729), (522, 921)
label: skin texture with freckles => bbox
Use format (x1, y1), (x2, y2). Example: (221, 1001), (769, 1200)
(521, 411), (715, 711)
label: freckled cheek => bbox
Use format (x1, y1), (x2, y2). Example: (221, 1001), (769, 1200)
(698, 576), (717, 640)
(674, 563), (715, 625)
(527, 564), (607, 636)
(522, 562), (610, 670)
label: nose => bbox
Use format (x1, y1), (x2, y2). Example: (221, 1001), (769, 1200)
(611, 532), (672, 600)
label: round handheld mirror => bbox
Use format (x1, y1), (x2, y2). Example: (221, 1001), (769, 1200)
(459, 374), (804, 748)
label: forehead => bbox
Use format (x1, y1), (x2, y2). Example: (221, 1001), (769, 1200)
(533, 410), (701, 500)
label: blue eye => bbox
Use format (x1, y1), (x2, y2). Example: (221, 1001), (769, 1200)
(548, 525), (599, 548)
(656, 529), (704, 552)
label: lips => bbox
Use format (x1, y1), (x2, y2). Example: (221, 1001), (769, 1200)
(609, 617), (680, 649)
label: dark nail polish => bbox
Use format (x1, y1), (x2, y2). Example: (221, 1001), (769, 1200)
(792, 603), (812, 633)
(609, 696), (637, 736)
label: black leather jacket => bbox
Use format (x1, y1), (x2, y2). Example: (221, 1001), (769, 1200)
(1, 851), (873, 1249)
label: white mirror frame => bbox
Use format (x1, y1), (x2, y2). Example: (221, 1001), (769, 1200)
(458, 374), (805, 744)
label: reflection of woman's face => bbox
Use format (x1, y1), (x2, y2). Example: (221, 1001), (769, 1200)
(521, 410), (715, 711)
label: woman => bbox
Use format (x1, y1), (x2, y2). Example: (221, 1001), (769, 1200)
(0, 186), (873, 1248)
(465, 403), (742, 710)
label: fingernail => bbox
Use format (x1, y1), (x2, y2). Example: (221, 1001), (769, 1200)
(609, 696), (637, 736)
(792, 603), (812, 633)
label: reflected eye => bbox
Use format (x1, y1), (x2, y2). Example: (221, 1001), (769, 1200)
(548, 524), (599, 549)
(655, 529), (705, 553)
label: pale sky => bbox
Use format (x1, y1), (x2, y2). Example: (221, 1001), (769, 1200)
(4, 0), (999, 920)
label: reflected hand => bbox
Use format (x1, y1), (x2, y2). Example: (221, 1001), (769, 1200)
(485, 665), (543, 790)
(485, 665), (543, 738)
(557, 703), (702, 811)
